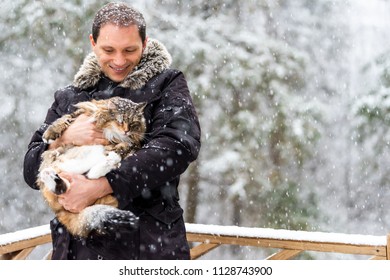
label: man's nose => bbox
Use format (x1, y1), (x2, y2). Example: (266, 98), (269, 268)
(113, 54), (126, 66)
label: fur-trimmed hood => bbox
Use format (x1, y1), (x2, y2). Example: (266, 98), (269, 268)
(73, 38), (172, 90)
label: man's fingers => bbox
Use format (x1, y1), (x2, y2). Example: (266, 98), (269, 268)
(97, 138), (110, 145)
(58, 172), (72, 184)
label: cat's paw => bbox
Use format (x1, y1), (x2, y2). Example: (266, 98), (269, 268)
(39, 168), (57, 191)
(42, 117), (73, 143)
(81, 205), (139, 236)
(42, 130), (56, 144)
(112, 142), (132, 157)
(42, 138), (54, 144)
(106, 151), (121, 167)
(86, 152), (121, 179)
(39, 168), (68, 195)
(100, 210), (139, 235)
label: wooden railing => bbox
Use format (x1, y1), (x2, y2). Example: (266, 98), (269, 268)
(0, 223), (389, 260)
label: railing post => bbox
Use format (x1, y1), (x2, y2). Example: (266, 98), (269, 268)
(387, 234), (390, 260)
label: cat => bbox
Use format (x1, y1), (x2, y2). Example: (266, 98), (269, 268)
(37, 96), (146, 238)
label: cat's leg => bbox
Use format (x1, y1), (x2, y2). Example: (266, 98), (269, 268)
(38, 167), (69, 195)
(95, 195), (118, 209)
(43, 114), (75, 143)
(56, 210), (89, 237)
(106, 142), (134, 157)
(60, 205), (139, 237)
(86, 151), (121, 179)
(39, 180), (64, 213)
(40, 147), (65, 166)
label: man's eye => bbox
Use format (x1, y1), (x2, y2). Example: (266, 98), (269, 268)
(104, 49), (113, 53)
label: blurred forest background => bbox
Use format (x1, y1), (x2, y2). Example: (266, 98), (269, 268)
(1, 0), (390, 259)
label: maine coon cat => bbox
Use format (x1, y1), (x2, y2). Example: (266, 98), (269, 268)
(37, 96), (146, 238)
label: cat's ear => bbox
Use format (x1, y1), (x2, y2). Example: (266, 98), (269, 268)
(136, 102), (147, 112)
(106, 99), (117, 111)
(75, 101), (98, 112)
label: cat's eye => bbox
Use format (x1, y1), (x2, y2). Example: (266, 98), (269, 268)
(131, 123), (140, 131)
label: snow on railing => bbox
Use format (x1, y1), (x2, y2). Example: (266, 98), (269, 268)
(186, 223), (390, 260)
(0, 223), (389, 260)
(185, 223), (387, 246)
(0, 224), (51, 260)
(0, 224), (50, 246)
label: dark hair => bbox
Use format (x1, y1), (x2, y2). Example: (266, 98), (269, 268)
(92, 2), (146, 42)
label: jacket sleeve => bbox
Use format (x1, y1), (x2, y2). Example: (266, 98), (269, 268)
(23, 90), (65, 189)
(106, 72), (201, 208)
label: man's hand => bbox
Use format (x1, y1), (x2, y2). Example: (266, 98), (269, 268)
(57, 172), (113, 213)
(48, 114), (109, 149)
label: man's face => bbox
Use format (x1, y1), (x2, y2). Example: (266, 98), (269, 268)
(90, 23), (147, 83)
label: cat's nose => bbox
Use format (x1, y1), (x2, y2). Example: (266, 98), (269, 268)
(123, 123), (129, 133)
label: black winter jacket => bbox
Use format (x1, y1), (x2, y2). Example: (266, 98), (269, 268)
(23, 39), (201, 259)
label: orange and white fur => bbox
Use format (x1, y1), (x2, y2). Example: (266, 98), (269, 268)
(37, 97), (146, 238)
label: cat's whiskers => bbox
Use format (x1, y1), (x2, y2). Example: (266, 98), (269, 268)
(104, 125), (132, 144)
(126, 130), (144, 138)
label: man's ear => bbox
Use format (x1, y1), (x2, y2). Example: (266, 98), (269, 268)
(142, 36), (148, 50)
(89, 34), (96, 47)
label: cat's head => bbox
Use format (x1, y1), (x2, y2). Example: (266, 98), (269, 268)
(82, 97), (147, 146)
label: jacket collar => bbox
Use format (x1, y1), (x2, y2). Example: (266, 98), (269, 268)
(73, 38), (172, 90)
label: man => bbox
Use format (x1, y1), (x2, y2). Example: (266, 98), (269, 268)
(23, 2), (201, 260)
